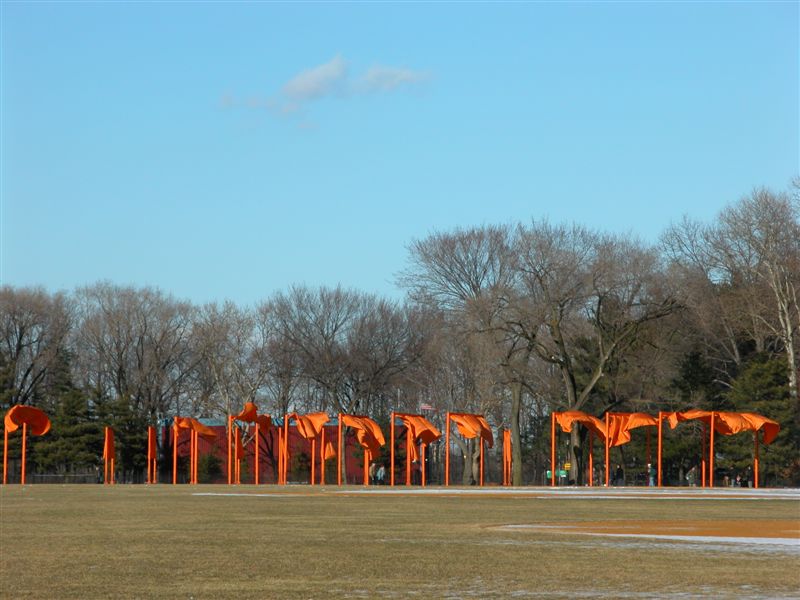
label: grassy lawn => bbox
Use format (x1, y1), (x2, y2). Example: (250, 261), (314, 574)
(1, 485), (798, 599)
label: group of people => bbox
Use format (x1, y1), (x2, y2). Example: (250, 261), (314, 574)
(368, 462), (387, 485)
(590, 463), (658, 487)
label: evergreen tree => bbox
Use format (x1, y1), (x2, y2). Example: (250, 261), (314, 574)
(723, 353), (798, 486)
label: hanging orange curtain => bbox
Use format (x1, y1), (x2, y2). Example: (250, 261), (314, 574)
(606, 413), (657, 447)
(3, 405), (51, 485)
(103, 427), (116, 485)
(284, 412), (329, 485)
(395, 414), (441, 462)
(448, 412), (493, 486)
(232, 403), (272, 485)
(551, 410), (608, 486)
(340, 414), (386, 485)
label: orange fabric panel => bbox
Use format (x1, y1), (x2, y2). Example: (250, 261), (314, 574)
(174, 417), (217, 441)
(4, 405), (51, 436)
(713, 411), (780, 444)
(664, 410), (779, 444)
(103, 428), (115, 461)
(290, 412), (329, 439)
(323, 440), (337, 460)
(666, 409), (712, 429)
(235, 402), (259, 423)
(607, 412), (657, 447)
(341, 415), (385, 458)
(174, 416), (194, 430)
(740, 412), (780, 444)
(713, 412), (751, 436)
(191, 419), (218, 441)
(554, 411), (606, 440)
(450, 413), (494, 448)
(397, 414), (441, 446)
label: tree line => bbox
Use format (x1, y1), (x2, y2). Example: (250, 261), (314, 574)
(2, 185), (798, 485)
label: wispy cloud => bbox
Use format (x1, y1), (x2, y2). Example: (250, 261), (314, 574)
(281, 54), (348, 105)
(224, 55), (431, 123)
(356, 65), (430, 93)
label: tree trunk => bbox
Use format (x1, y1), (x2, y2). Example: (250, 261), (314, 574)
(451, 436), (473, 485)
(511, 381), (523, 485)
(569, 428), (581, 485)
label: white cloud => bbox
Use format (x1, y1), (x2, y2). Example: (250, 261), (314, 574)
(357, 65), (430, 93)
(281, 54), (347, 102)
(256, 55), (429, 124)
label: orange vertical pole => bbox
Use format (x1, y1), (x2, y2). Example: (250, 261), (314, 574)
(421, 442), (427, 487)
(405, 427), (412, 486)
(319, 425), (325, 485)
(172, 423), (178, 485)
(754, 430), (760, 489)
(709, 413), (715, 488)
(148, 426), (156, 484)
(605, 412), (610, 487)
(363, 448), (369, 486)
(3, 429), (8, 484)
(254, 423), (260, 485)
(189, 430), (193, 485)
(390, 412), (396, 487)
(281, 424), (287, 485)
(146, 427), (151, 484)
(311, 438), (316, 486)
(657, 412), (663, 487)
(227, 416), (232, 485)
(337, 414), (342, 486)
(236, 430), (242, 485)
(588, 431), (593, 487)
(20, 423), (27, 485)
(479, 437), (484, 486)
(445, 413), (451, 487)
(283, 416), (289, 485)
(275, 426), (282, 485)
(506, 430), (512, 486)
(701, 422), (707, 488)
(191, 430), (196, 485)
(551, 412), (556, 487)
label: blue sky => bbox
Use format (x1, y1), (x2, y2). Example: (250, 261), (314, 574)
(2, 2), (797, 305)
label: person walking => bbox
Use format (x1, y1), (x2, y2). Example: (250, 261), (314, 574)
(369, 461), (378, 485)
(615, 464), (625, 487)
(376, 464), (386, 485)
(648, 463), (656, 487)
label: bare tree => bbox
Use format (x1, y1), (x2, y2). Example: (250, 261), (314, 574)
(400, 225), (536, 484)
(0, 286), (71, 407)
(71, 283), (197, 421)
(663, 188), (800, 411)
(192, 301), (270, 417)
(513, 222), (679, 483)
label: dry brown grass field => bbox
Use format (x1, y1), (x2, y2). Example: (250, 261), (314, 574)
(1, 485), (798, 599)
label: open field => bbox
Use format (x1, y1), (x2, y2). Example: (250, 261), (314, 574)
(1, 485), (798, 599)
